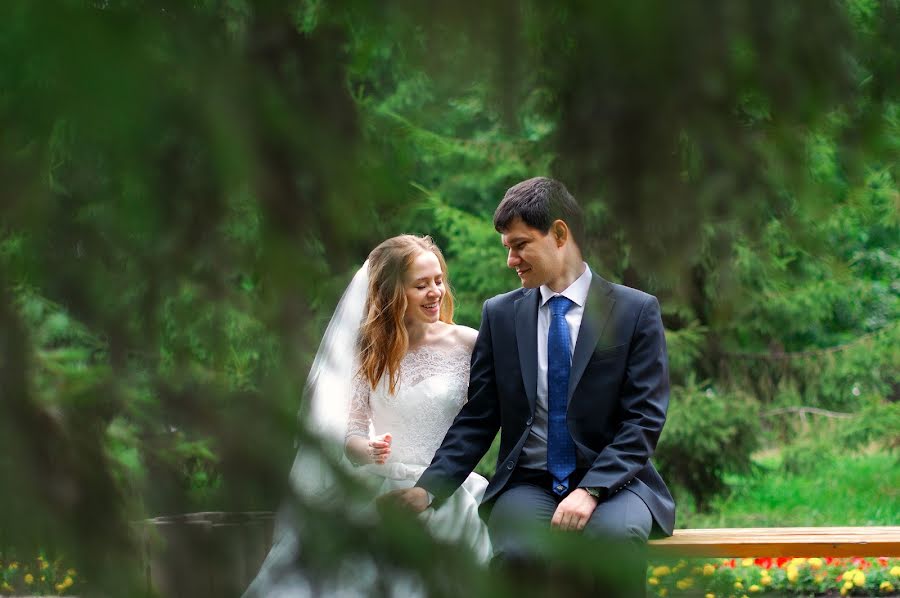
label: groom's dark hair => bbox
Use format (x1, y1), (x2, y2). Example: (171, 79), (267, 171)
(493, 177), (585, 246)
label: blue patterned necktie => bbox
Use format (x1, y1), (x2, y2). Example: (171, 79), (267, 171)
(547, 295), (577, 495)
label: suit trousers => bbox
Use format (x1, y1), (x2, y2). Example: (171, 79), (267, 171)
(488, 468), (651, 596)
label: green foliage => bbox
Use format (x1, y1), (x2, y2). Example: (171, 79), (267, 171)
(839, 401), (900, 451)
(0, 0), (898, 594)
(474, 433), (501, 480)
(663, 321), (707, 386)
(680, 450), (900, 528)
(647, 555), (900, 597)
(655, 381), (760, 512)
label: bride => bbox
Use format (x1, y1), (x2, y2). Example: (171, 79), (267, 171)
(245, 235), (491, 597)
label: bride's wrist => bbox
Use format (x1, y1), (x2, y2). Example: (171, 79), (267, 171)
(344, 437), (371, 466)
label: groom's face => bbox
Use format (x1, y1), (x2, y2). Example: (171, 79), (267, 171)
(501, 218), (564, 289)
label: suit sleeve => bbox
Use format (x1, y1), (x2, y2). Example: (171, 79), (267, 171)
(415, 300), (502, 501)
(580, 295), (670, 496)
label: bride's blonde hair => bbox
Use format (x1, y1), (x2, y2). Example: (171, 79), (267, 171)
(358, 235), (455, 393)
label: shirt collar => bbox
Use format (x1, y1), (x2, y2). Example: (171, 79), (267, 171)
(539, 262), (592, 308)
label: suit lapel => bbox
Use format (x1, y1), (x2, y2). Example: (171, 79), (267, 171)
(567, 276), (615, 403)
(515, 289), (540, 415)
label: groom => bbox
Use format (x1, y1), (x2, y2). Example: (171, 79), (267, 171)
(387, 177), (674, 589)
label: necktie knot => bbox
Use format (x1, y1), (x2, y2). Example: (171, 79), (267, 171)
(549, 295), (574, 318)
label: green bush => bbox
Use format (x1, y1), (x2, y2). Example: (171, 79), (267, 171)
(839, 400), (900, 452)
(655, 380), (760, 512)
(780, 432), (842, 476)
(474, 433), (501, 480)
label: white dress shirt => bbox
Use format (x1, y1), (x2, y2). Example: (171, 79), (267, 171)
(519, 263), (593, 470)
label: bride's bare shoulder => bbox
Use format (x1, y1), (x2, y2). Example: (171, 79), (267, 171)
(449, 324), (478, 351)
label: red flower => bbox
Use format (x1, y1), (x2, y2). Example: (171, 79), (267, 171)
(755, 558), (773, 569)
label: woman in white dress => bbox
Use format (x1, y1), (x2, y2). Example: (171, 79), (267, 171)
(245, 235), (491, 597)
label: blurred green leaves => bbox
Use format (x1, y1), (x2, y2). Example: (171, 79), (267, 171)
(0, 0), (898, 594)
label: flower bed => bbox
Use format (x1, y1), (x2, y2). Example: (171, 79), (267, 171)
(648, 557), (900, 597)
(4, 551), (899, 596)
(1, 556), (81, 597)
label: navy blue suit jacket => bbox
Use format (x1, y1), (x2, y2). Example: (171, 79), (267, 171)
(417, 273), (676, 536)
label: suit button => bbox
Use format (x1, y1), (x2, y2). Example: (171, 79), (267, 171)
(506, 461), (514, 470)
(526, 417), (533, 426)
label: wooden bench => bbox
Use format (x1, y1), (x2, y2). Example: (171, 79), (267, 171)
(648, 527), (900, 558)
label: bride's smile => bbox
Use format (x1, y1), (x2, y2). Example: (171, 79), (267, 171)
(404, 251), (445, 326)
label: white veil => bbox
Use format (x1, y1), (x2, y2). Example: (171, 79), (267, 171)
(288, 260), (370, 501)
(245, 261), (372, 597)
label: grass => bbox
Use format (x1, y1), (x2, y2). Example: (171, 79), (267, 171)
(676, 449), (900, 529)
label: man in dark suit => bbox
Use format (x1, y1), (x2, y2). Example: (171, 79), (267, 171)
(386, 177), (674, 592)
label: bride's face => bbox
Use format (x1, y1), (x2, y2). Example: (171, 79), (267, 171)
(403, 251), (445, 326)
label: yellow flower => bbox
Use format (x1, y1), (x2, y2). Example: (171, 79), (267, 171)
(705, 594), (715, 598)
(2, 582), (14, 592)
(63, 576), (74, 588)
(791, 557), (807, 566)
(760, 574), (772, 586)
(67, 568), (77, 576)
(742, 558), (755, 567)
(853, 570), (865, 587)
(24, 573), (35, 584)
(648, 577), (659, 586)
(786, 564), (799, 582)
(808, 557), (823, 569)
(843, 569), (859, 581)
(40, 559), (49, 570)
(703, 563), (716, 576)
(734, 581), (744, 590)
(691, 566), (702, 575)
(843, 580), (854, 591)
(749, 584), (760, 593)
(8, 562), (18, 571)
(658, 589), (668, 597)
(880, 581), (895, 592)
(814, 573), (825, 583)
(676, 577), (694, 590)
(55, 582), (66, 592)
(840, 587), (849, 597)
(652, 565), (671, 577)
(890, 565), (900, 577)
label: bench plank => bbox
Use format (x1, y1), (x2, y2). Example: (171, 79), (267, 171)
(648, 527), (900, 558)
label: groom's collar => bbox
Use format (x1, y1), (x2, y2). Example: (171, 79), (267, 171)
(539, 262), (592, 308)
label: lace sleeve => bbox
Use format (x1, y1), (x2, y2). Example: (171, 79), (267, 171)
(345, 372), (371, 440)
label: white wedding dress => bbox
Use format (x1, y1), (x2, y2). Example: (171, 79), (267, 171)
(345, 343), (491, 562)
(244, 341), (491, 597)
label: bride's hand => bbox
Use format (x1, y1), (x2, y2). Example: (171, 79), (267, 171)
(368, 433), (392, 464)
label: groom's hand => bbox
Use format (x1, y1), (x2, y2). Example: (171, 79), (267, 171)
(551, 488), (599, 532)
(377, 487), (431, 514)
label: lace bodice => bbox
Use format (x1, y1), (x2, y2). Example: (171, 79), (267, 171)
(347, 343), (472, 466)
